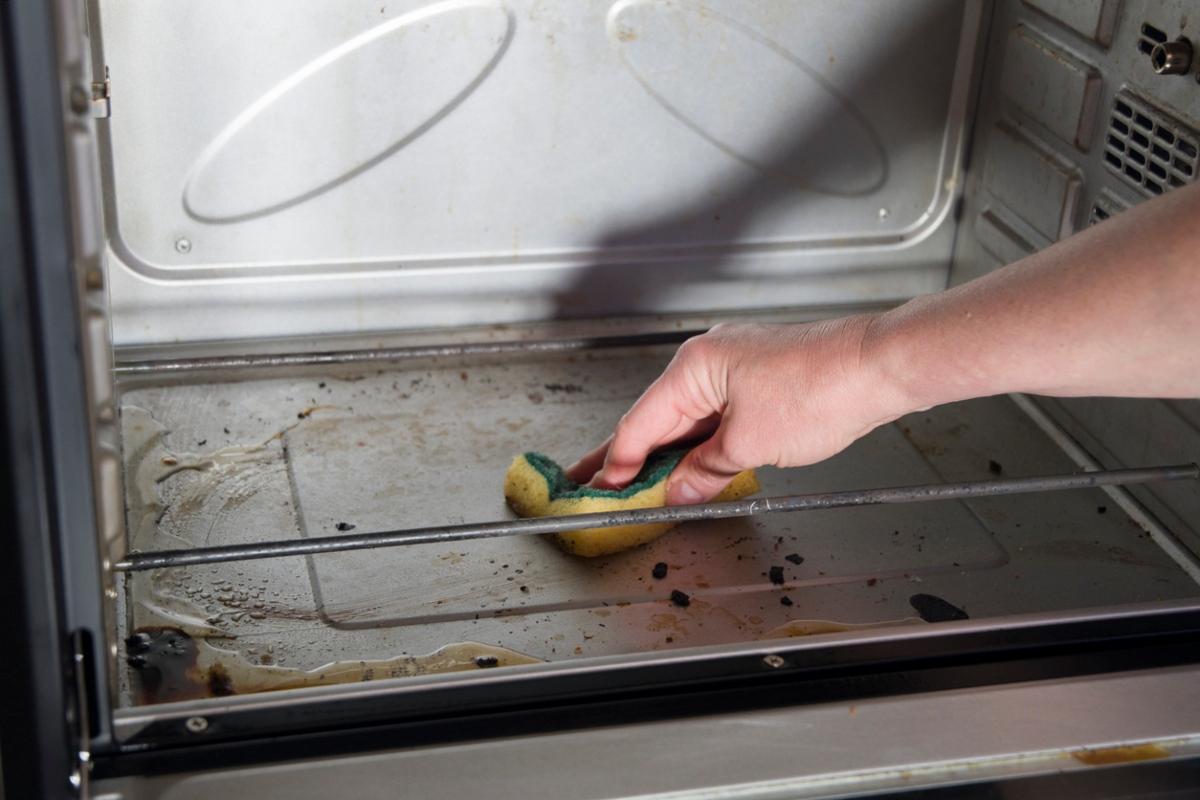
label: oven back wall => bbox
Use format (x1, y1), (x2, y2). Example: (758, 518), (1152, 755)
(93, 0), (980, 347)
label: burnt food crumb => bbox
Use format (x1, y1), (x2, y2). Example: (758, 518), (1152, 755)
(335, 522), (356, 532)
(780, 595), (794, 607)
(909, 593), (970, 623)
(651, 562), (668, 579)
(1097, 505), (1107, 514)
(768, 565), (785, 585)
(669, 589), (691, 607)
(988, 459), (1003, 475)
(474, 656), (499, 668)
(784, 553), (804, 565)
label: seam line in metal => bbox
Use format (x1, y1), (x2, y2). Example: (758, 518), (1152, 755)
(113, 332), (700, 376)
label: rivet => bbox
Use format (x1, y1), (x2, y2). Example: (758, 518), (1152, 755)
(763, 654), (786, 669)
(175, 237), (192, 254)
(185, 716), (209, 733)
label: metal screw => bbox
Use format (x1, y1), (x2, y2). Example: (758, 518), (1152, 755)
(175, 237), (192, 254)
(185, 716), (209, 733)
(762, 654), (786, 669)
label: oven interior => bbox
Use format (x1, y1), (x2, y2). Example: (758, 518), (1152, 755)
(48, 0), (1200, 759)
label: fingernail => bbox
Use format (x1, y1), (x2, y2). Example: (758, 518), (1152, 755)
(588, 473), (613, 489)
(668, 481), (703, 505)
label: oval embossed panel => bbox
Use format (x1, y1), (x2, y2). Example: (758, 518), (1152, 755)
(609, 0), (887, 196)
(184, 0), (513, 223)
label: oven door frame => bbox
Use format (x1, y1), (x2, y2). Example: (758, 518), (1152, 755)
(0, 1), (113, 797)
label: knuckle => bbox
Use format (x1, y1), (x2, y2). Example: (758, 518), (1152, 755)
(677, 334), (715, 362)
(719, 435), (757, 470)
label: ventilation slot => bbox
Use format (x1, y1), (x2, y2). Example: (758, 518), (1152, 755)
(1104, 92), (1199, 198)
(1089, 193), (1128, 227)
(1138, 22), (1168, 55)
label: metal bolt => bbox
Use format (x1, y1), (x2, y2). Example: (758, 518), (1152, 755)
(1150, 39), (1193, 75)
(877, 207), (890, 220)
(762, 654), (786, 669)
(175, 237), (192, 254)
(184, 716), (209, 733)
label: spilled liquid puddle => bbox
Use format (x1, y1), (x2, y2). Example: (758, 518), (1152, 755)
(127, 627), (541, 705)
(122, 404), (543, 707)
(760, 617), (923, 639)
(123, 406), (300, 636)
(1071, 742), (1170, 766)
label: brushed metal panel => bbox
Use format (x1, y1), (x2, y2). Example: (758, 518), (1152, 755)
(982, 121), (1081, 240)
(95, 0), (981, 345)
(975, 207), (1041, 265)
(1001, 25), (1102, 150)
(1023, 0), (1121, 45)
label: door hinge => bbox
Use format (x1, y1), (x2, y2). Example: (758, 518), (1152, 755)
(66, 630), (93, 799)
(90, 66), (110, 118)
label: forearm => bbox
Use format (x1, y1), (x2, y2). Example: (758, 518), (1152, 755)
(866, 181), (1200, 414)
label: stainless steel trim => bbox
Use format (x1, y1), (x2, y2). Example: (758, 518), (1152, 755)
(111, 595), (1200, 740)
(112, 464), (1200, 572)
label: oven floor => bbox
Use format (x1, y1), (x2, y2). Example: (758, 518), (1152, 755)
(116, 347), (1200, 706)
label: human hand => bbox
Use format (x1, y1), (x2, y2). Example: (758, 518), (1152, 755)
(565, 316), (914, 504)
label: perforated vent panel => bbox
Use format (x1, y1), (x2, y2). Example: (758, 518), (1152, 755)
(1103, 92), (1198, 197)
(1137, 22), (1167, 55)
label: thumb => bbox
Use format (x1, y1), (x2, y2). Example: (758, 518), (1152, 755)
(665, 428), (747, 505)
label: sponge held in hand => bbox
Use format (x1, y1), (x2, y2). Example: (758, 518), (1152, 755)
(504, 449), (760, 557)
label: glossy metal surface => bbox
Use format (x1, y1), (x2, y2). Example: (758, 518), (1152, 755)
(98, 661), (1200, 799)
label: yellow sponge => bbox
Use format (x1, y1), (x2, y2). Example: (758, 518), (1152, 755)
(504, 449), (760, 557)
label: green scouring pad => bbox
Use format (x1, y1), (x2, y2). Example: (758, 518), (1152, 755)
(504, 449), (760, 557)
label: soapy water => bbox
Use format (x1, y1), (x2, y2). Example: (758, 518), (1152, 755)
(127, 626), (541, 704)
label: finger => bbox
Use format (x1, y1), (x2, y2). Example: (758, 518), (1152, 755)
(592, 367), (720, 484)
(665, 425), (748, 505)
(588, 413), (718, 488)
(594, 392), (721, 488)
(565, 436), (612, 484)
